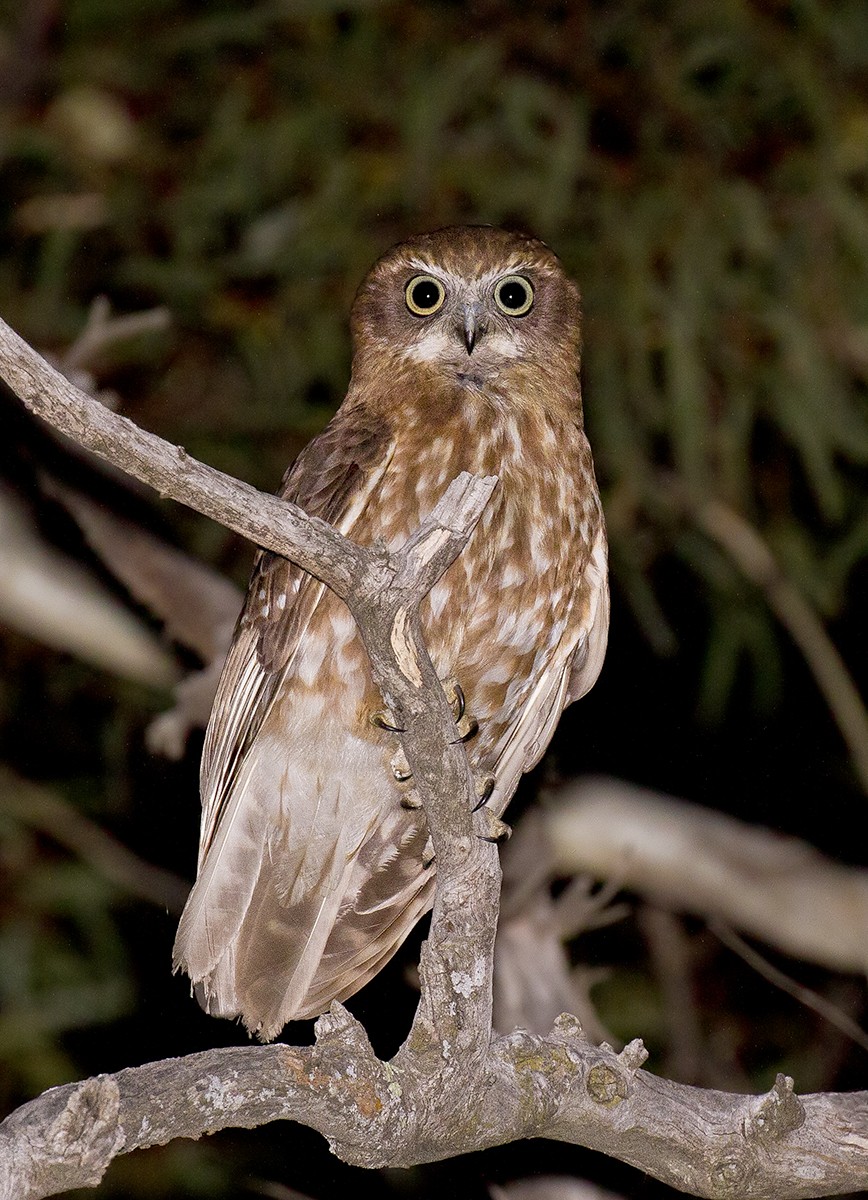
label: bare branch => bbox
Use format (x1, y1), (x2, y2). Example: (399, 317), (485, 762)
(693, 498), (868, 795)
(2, 1019), (865, 1200)
(545, 776), (868, 975)
(61, 297), (171, 377)
(711, 921), (868, 1054)
(0, 482), (177, 687)
(0, 315), (364, 596)
(47, 481), (241, 665)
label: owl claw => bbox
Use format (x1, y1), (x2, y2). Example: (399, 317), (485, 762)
(472, 772), (496, 811)
(370, 710), (405, 734)
(401, 789), (423, 810)
(390, 746), (413, 783)
(476, 808), (511, 845)
(445, 678), (467, 721)
(453, 714), (479, 743)
(443, 677), (479, 743)
(422, 835), (435, 868)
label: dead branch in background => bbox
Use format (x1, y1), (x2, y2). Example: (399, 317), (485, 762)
(692, 497), (868, 795)
(544, 776), (868, 976)
(1, 316), (867, 1200)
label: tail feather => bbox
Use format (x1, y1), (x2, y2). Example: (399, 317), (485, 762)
(174, 731), (435, 1039)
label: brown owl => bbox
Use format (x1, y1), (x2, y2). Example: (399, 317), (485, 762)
(173, 226), (609, 1041)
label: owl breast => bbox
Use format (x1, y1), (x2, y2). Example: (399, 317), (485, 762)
(280, 396), (597, 784)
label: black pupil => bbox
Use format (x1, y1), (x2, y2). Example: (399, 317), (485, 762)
(411, 280), (440, 310)
(498, 280), (529, 310)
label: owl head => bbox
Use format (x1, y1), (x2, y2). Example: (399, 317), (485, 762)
(350, 226), (582, 392)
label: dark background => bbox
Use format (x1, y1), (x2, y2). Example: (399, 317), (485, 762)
(1, 1), (867, 1196)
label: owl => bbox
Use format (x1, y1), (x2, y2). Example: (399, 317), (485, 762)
(173, 226), (609, 1041)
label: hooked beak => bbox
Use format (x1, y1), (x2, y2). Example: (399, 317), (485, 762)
(459, 304), (486, 355)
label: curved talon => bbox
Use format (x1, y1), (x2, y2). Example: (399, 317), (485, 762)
(390, 747), (413, 783)
(472, 772), (496, 811)
(422, 835), (435, 868)
(476, 808), (511, 844)
(370, 711), (406, 734)
(444, 677), (478, 743)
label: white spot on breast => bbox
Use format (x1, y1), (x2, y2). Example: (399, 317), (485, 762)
(330, 608), (357, 642)
(296, 635), (327, 686)
(335, 643), (362, 680)
(480, 657), (516, 685)
(529, 523), (551, 572)
(501, 561), (524, 588)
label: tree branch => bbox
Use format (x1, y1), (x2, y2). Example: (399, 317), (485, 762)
(693, 498), (868, 795)
(544, 776), (868, 975)
(1, 315), (867, 1200)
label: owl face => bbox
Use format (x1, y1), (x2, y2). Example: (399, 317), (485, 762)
(351, 226), (582, 390)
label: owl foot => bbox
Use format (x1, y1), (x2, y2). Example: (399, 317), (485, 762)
(473, 771), (496, 811)
(476, 807), (511, 845)
(390, 747), (422, 808)
(422, 835), (435, 869)
(443, 677), (479, 743)
(370, 710), (405, 734)
(390, 746), (413, 782)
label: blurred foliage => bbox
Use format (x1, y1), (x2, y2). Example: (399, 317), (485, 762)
(1, 1), (867, 1196)
(1, 0), (866, 709)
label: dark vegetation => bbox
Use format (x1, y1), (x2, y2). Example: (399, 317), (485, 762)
(0, 1), (867, 1195)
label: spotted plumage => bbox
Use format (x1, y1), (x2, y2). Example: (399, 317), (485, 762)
(173, 226), (609, 1040)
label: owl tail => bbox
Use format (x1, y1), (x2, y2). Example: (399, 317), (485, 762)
(173, 738), (434, 1040)
(190, 833), (359, 1040)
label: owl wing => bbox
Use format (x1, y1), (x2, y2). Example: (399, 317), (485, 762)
(174, 405), (395, 993)
(196, 407), (395, 863)
(487, 517), (609, 818)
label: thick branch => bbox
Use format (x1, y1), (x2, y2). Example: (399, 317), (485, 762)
(2, 1023), (865, 1200)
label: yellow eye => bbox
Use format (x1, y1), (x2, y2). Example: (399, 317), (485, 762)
(494, 275), (534, 316)
(405, 274), (445, 316)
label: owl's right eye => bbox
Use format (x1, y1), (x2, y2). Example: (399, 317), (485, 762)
(405, 275), (445, 316)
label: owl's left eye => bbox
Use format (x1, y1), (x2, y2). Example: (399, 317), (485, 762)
(405, 275), (445, 316)
(494, 275), (534, 316)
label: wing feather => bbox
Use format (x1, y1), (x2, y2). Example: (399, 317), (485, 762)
(173, 405), (394, 1003)
(488, 520), (609, 817)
